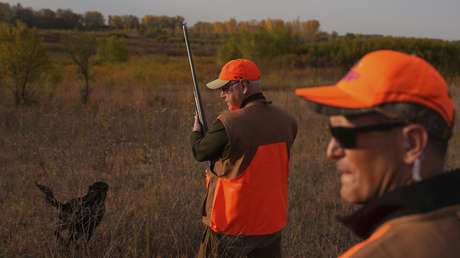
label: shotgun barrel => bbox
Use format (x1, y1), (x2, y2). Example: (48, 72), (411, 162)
(183, 24), (208, 133)
(183, 24), (211, 168)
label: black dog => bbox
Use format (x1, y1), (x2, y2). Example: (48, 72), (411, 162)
(36, 181), (109, 245)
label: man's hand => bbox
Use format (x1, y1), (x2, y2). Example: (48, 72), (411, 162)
(193, 114), (202, 132)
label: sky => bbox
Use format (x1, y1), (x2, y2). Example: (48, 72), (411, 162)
(5, 0), (460, 41)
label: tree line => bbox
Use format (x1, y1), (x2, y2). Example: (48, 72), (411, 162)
(190, 18), (326, 41)
(0, 2), (326, 41)
(0, 2), (184, 32)
(217, 28), (460, 77)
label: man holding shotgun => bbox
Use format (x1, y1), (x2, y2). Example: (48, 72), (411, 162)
(296, 50), (460, 257)
(191, 59), (297, 257)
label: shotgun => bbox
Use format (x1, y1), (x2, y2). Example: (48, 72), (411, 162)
(183, 24), (211, 168)
(183, 24), (208, 133)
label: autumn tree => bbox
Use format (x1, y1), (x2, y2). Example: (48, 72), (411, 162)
(191, 21), (208, 34)
(258, 20), (266, 29)
(121, 15), (139, 30)
(265, 18), (284, 32)
(109, 15), (140, 30)
(225, 18), (237, 34)
(141, 15), (183, 30)
(108, 15), (123, 29)
(213, 21), (226, 35)
(141, 15), (183, 38)
(237, 20), (259, 33)
(64, 31), (97, 104)
(301, 19), (320, 40)
(0, 22), (49, 105)
(285, 18), (301, 35)
(84, 11), (105, 30)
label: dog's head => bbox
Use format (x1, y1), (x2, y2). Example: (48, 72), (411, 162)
(89, 181), (109, 193)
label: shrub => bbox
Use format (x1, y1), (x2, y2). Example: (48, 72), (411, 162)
(97, 35), (129, 63)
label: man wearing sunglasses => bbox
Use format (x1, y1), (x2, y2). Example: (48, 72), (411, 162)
(191, 59), (297, 257)
(296, 50), (460, 257)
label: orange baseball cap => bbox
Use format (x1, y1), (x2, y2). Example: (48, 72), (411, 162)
(295, 50), (454, 128)
(207, 59), (261, 89)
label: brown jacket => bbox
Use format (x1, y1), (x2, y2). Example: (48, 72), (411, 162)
(339, 170), (460, 258)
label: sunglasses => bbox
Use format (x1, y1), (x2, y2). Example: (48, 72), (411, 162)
(329, 122), (406, 148)
(220, 81), (240, 93)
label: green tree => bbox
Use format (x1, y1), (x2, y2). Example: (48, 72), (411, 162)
(216, 35), (242, 65)
(0, 22), (48, 105)
(64, 31), (97, 104)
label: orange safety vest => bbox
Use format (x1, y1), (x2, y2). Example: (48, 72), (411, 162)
(338, 224), (390, 258)
(208, 142), (289, 235)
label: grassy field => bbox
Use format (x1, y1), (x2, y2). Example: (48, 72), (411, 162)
(1, 54), (460, 257)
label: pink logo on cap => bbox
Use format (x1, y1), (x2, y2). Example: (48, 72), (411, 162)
(343, 70), (360, 81)
(343, 63), (360, 82)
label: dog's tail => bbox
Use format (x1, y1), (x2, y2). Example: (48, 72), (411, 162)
(35, 182), (62, 208)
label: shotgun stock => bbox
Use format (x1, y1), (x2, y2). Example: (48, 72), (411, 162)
(183, 24), (208, 133)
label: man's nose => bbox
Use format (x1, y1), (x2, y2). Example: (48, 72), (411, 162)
(326, 138), (345, 160)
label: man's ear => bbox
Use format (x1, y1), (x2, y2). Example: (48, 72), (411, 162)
(402, 124), (428, 164)
(241, 80), (249, 94)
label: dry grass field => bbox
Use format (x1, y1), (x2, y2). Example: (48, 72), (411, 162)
(1, 55), (459, 257)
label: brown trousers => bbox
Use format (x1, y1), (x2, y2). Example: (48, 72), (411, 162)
(197, 226), (282, 258)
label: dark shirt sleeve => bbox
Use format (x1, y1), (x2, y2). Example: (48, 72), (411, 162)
(191, 119), (229, 162)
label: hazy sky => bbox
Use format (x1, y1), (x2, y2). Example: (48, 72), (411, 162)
(6, 0), (460, 41)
